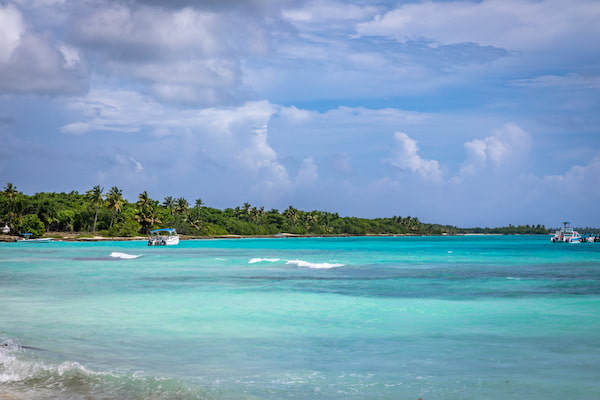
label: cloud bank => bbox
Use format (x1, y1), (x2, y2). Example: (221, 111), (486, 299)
(1, 0), (599, 227)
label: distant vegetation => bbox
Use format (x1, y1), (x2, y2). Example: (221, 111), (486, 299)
(1, 183), (550, 238)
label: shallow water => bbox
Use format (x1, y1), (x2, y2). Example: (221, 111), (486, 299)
(1, 235), (599, 399)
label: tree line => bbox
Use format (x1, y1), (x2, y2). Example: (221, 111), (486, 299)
(0, 183), (549, 238)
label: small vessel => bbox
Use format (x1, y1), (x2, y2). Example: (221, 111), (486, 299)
(16, 233), (53, 243)
(148, 228), (180, 246)
(550, 222), (582, 243)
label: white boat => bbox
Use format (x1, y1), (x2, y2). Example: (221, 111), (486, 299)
(16, 233), (53, 243)
(550, 222), (582, 243)
(148, 228), (180, 246)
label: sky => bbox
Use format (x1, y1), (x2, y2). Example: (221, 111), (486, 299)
(1, 0), (599, 228)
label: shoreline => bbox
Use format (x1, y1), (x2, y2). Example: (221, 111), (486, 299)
(0, 232), (546, 243)
(0, 233), (424, 242)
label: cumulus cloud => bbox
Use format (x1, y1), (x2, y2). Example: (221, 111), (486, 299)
(69, 3), (269, 105)
(0, 3), (87, 95)
(544, 155), (600, 193)
(456, 123), (531, 179)
(387, 132), (443, 182)
(60, 88), (293, 198)
(236, 124), (290, 185)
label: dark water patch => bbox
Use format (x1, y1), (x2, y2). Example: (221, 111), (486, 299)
(72, 257), (124, 261)
(136, 272), (600, 299)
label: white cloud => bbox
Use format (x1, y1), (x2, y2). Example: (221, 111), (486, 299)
(111, 154), (144, 174)
(511, 73), (600, 89)
(0, 4), (86, 95)
(543, 155), (600, 193)
(457, 123), (531, 179)
(295, 157), (319, 186)
(0, 4), (24, 63)
(283, 0), (379, 25)
(388, 132), (443, 182)
(60, 89), (292, 199)
(61, 89), (155, 134)
(355, 0), (600, 53)
(70, 3), (268, 105)
(236, 124), (290, 187)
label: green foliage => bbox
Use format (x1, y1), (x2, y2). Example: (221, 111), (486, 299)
(458, 224), (549, 234)
(57, 209), (75, 231)
(14, 214), (45, 238)
(1, 182), (556, 238)
(108, 218), (142, 237)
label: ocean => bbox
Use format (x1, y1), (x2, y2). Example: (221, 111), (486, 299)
(1, 235), (599, 399)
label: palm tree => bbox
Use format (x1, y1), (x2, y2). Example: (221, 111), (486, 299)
(86, 185), (104, 232)
(106, 187), (125, 228)
(283, 206), (299, 224)
(305, 212), (318, 231)
(249, 206), (266, 225)
(3, 182), (19, 225)
(174, 197), (189, 229)
(137, 191), (151, 209)
(3, 182), (18, 201)
(175, 197), (189, 215)
(163, 196), (175, 216)
(241, 202), (252, 221)
(135, 191), (160, 234)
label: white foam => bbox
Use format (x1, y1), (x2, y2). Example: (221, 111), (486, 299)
(285, 259), (345, 269)
(249, 258), (281, 264)
(110, 252), (142, 259)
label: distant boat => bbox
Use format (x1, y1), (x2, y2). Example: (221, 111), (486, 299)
(550, 222), (582, 243)
(148, 228), (180, 246)
(16, 233), (53, 243)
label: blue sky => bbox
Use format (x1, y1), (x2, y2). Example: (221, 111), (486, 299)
(1, 0), (599, 227)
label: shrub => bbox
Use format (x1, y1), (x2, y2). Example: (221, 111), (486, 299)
(14, 214), (45, 238)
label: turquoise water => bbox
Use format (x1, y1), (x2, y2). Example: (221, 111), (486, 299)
(1, 235), (599, 399)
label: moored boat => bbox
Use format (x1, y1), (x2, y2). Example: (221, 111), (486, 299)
(15, 233), (53, 242)
(551, 222), (582, 243)
(148, 228), (180, 246)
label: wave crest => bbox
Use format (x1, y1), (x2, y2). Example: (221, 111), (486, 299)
(248, 258), (281, 264)
(286, 259), (345, 269)
(110, 252), (142, 259)
(1, 337), (208, 399)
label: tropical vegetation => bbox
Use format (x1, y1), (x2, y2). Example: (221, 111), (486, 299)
(0, 182), (550, 238)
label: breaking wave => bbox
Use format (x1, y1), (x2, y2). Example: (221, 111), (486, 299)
(110, 252), (142, 259)
(248, 258), (281, 263)
(0, 337), (208, 400)
(248, 258), (345, 269)
(286, 259), (345, 269)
